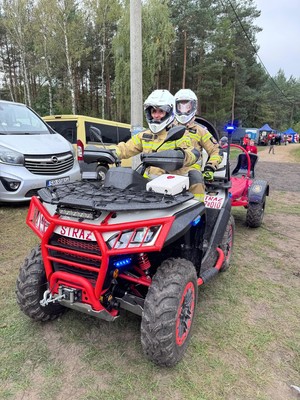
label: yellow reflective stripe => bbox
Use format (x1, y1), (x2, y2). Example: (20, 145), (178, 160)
(210, 155), (222, 162)
(132, 135), (141, 145)
(202, 133), (211, 142)
(142, 142), (154, 149)
(141, 142), (177, 151)
(190, 163), (201, 170)
(176, 137), (192, 147)
(158, 142), (176, 150)
(188, 132), (201, 141)
(115, 148), (121, 157)
(193, 193), (205, 202)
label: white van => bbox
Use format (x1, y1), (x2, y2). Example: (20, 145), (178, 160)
(0, 100), (81, 202)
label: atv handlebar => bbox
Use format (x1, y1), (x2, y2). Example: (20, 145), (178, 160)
(140, 149), (185, 173)
(84, 146), (121, 166)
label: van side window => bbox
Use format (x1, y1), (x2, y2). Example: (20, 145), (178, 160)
(46, 121), (77, 144)
(118, 127), (131, 143)
(85, 122), (118, 144)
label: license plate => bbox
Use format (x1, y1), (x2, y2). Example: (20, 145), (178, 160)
(46, 176), (70, 187)
(54, 225), (96, 241)
(204, 192), (226, 209)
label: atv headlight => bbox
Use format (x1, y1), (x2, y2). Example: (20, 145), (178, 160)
(0, 145), (24, 165)
(107, 226), (161, 249)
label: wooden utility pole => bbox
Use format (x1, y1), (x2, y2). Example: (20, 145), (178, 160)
(130, 0), (143, 170)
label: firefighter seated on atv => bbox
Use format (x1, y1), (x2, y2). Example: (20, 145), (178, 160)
(113, 89), (205, 201)
(174, 89), (223, 202)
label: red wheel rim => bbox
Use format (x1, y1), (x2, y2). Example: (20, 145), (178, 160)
(175, 281), (195, 346)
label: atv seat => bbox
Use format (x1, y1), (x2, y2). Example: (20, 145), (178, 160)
(230, 176), (249, 199)
(231, 153), (258, 179)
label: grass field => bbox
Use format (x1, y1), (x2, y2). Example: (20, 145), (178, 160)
(0, 189), (299, 400)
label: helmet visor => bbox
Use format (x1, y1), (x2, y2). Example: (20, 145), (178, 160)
(176, 100), (193, 115)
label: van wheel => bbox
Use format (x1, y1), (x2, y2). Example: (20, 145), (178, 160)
(96, 165), (108, 181)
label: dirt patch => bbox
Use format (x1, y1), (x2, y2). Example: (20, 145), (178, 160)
(256, 143), (299, 163)
(251, 144), (300, 192)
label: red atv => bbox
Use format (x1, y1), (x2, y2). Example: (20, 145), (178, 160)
(16, 126), (234, 367)
(228, 144), (269, 227)
(194, 117), (269, 228)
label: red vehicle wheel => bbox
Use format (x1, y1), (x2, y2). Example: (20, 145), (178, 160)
(141, 258), (198, 367)
(246, 201), (265, 228)
(16, 245), (65, 321)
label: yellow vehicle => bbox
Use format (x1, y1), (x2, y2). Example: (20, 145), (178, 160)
(43, 114), (132, 180)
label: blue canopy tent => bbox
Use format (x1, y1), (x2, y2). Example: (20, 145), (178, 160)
(259, 123), (273, 132)
(282, 128), (298, 143)
(258, 124), (274, 145)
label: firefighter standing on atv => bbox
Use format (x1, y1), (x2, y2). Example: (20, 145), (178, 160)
(174, 89), (223, 202)
(114, 89), (204, 200)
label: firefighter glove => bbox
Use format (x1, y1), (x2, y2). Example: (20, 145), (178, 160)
(203, 165), (214, 181)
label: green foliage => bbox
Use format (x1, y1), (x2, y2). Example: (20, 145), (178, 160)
(0, 0), (299, 132)
(112, 0), (174, 122)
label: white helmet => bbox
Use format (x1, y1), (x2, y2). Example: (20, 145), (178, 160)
(174, 89), (198, 125)
(144, 89), (175, 133)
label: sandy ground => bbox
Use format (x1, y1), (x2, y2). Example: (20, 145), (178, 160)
(243, 143), (300, 192)
(256, 142), (299, 163)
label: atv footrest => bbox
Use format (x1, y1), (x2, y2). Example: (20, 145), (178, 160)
(200, 268), (219, 283)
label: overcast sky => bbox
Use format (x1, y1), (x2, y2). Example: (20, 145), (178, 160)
(254, 0), (300, 79)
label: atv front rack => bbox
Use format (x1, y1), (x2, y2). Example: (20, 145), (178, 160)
(38, 181), (194, 212)
(27, 196), (176, 319)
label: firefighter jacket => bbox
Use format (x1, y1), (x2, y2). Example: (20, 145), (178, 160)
(184, 121), (223, 172)
(115, 127), (200, 178)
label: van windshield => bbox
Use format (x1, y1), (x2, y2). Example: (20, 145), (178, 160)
(0, 103), (50, 135)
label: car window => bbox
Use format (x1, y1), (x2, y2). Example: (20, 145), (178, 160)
(45, 120), (77, 144)
(118, 126), (131, 143)
(0, 103), (49, 134)
(85, 122), (118, 144)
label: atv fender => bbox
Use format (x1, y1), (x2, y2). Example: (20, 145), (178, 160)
(201, 197), (232, 271)
(248, 180), (269, 203)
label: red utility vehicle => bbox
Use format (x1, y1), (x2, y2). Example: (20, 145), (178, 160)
(229, 144), (269, 227)
(16, 126), (234, 367)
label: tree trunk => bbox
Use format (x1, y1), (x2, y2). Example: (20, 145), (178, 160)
(63, 18), (76, 114)
(105, 62), (111, 119)
(21, 50), (31, 106)
(168, 53), (172, 92)
(231, 64), (236, 124)
(2, 40), (14, 101)
(182, 31), (187, 89)
(101, 45), (105, 119)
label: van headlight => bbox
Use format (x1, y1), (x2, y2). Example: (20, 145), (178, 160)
(0, 145), (24, 165)
(68, 142), (76, 158)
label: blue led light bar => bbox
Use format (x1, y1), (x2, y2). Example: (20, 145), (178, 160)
(192, 216), (201, 226)
(113, 258), (132, 268)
